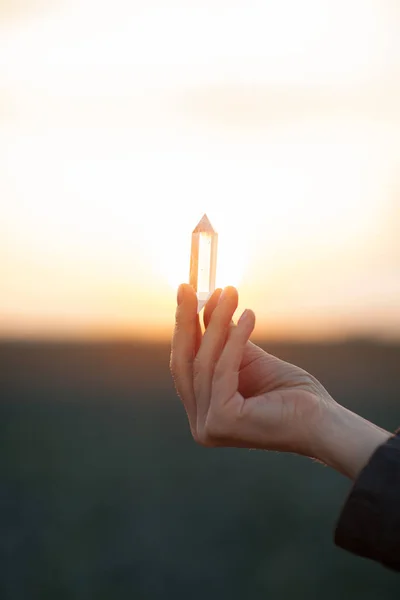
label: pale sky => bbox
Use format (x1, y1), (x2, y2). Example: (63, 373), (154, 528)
(1, 0), (399, 340)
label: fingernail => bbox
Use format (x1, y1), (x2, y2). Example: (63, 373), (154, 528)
(218, 287), (228, 305)
(177, 284), (185, 306)
(238, 309), (250, 325)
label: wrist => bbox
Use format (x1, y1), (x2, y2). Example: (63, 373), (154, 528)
(311, 401), (392, 480)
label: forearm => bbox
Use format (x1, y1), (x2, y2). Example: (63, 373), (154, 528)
(312, 402), (392, 480)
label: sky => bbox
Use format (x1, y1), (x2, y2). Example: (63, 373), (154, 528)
(1, 0), (399, 341)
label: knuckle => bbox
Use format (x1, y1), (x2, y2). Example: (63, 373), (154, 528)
(192, 355), (201, 371)
(213, 361), (225, 381)
(193, 354), (212, 375)
(195, 410), (227, 447)
(204, 407), (229, 441)
(196, 429), (217, 448)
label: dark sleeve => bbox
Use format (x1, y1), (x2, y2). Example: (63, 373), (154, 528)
(334, 430), (400, 571)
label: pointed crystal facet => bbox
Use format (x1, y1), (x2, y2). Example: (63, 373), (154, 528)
(189, 214), (218, 312)
(192, 213), (215, 234)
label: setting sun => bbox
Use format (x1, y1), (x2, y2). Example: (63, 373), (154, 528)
(0, 0), (399, 341)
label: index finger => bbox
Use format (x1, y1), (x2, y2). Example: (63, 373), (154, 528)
(170, 284), (200, 433)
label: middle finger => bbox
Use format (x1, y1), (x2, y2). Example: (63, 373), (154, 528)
(194, 286), (238, 424)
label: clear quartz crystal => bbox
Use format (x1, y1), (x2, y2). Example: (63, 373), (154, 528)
(189, 214), (218, 312)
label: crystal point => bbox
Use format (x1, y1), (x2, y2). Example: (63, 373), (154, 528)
(192, 213), (215, 234)
(189, 214), (218, 312)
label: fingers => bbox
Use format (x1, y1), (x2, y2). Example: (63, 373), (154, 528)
(212, 309), (256, 404)
(171, 282), (257, 446)
(203, 288), (222, 329)
(194, 286), (239, 423)
(197, 287), (221, 353)
(170, 283), (199, 433)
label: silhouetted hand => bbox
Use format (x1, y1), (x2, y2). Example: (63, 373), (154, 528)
(170, 285), (391, 478)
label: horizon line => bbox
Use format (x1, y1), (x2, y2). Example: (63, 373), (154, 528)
(0, 333), (399, 347)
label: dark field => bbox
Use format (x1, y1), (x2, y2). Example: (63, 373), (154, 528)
(0, 340), (399, 599)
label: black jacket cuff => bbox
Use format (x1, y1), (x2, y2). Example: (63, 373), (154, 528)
(334, 430), (400, 570)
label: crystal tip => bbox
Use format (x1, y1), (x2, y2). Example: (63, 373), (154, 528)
(193, 213), (215, 234)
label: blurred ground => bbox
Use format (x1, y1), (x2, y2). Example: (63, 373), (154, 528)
(0, 340), (398, 599)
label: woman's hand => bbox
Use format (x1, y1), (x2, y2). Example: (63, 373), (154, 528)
(170, 284), (336, 458)
(170, 284), (392, 479)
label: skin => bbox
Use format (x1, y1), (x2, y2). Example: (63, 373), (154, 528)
(170, 284), (391, 480)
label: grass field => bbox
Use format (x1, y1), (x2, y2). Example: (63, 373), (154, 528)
(0, 340), (398, 599)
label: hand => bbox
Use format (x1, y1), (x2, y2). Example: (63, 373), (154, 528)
(170, 284), (392, 479)
(170, 284), (334, 458)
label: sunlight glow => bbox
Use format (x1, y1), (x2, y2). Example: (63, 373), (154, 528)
(0, 0), (399, 340)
